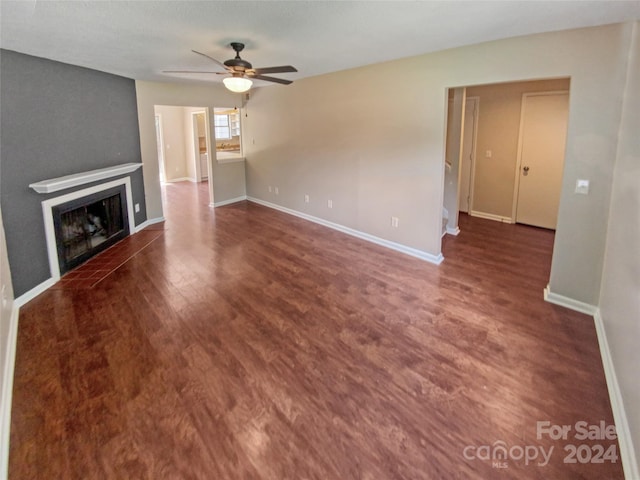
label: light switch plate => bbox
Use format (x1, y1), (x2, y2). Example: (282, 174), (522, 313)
(575, 179), (590, 195)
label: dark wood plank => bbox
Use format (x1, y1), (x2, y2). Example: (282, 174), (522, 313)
(9, 182), (623, 479)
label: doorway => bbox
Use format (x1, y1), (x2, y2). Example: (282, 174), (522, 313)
(153, 105), (215, 205)
(450, 78), (571, 229)
(513, 91), (569, 229)
(458, 96), (478, 214)
(191, 111), (209, 182)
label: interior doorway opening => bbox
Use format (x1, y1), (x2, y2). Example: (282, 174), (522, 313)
(153, 105), (245, 208)
(443, 77), (571, 238)
(153, 105), (214, 205)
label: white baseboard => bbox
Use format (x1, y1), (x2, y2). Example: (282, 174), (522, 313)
(593, 309), (639, 480)
(134, 216), (165, 233)
(247, 197), (444, 265)
(543, 285), (598, 315)
(165, 177), (192, 183)
(0, 304), (20, 480)
(446, 226), (460, 236)
(543, 286), (638, 477)
(214, 195), (248, 207)
(469, 210), (513, 223)
(14, 277), (56, 308)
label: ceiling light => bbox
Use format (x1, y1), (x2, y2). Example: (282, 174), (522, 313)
(223, 76), (252, 93)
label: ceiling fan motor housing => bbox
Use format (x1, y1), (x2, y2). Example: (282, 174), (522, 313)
(225, 42), (252, 71)
(224, 57), (252, 71)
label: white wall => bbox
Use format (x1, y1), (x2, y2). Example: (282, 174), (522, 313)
(599, 21), (640, 476)
(136, 81), (247, 219)
(241, 22), (633, 306)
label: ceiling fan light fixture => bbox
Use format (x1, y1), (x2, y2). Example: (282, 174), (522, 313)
(223, 76), (252, 93)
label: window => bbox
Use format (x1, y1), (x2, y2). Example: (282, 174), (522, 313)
(214, 114), (231, 140)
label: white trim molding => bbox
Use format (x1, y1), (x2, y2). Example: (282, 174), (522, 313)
(543, 285), (598, 315)
(0, 305), (20, 480)
(593, 309), (640, 480)
(214, 196), (248, 208)
(14, 278), (57, 308)
(134, 216), (165, 233)
(247, 197), (444, 265)
(469, 210), (513, 224)
(29, 163), (142, 194)
(164, 177), (193, 183)
(446, 226), (460, 236)
(41, 177), (136, 283)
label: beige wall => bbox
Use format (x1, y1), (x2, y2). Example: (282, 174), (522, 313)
(183, 107), (207, 181)
(467, 78), (571, 219)
(154, 105), (189, 181)
(599, 22), (640, 476)
(135, 81), (247, 218)
(136, 23), (633, 307)
(243, 23), (633, 305)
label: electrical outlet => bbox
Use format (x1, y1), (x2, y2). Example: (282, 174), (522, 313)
(275, 187), (279, 195)
(328, 199), (333, 209)
(268, 185), (272, 193)
(304, 194), (310, 203)
(391, 216), (399, 228)
(485, 150), (492, 158)
(135, 203), (140, 213)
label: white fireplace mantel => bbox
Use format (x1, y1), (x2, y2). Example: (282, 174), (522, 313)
(29, 163), (143, 194)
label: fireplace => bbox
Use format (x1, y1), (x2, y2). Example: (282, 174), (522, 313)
(36, 171), (140, 283)
(52, 184), (129, 274)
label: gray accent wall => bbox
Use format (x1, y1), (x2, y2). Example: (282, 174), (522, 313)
(0, 49), (146, 297)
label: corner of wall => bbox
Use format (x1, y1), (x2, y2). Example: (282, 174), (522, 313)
(0, 305), (19, 480)
(0, 205), (17, 480)
(593, 309), (640, 480)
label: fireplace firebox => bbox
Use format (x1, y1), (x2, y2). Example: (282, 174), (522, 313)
(52, 184), (129, 274)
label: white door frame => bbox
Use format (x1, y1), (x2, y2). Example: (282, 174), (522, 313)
(511, 90), (569, 222)
(154, 114), (166, 183)
(190, 110), (208, 182)
(190, 109), (215, 205)
(461, 96), (479, 214)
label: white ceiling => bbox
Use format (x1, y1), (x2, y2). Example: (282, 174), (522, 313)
(2, 1), (640, 88)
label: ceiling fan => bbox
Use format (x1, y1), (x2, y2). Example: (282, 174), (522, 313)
(164, 42), (297, 93)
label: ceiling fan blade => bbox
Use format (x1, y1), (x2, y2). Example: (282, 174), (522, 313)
(253, 65), (298, 75)
(191, 50), (231, 71)
(252, 75), (293, 85)
(163, 70), (220, 74)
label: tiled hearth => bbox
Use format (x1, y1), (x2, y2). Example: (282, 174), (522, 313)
(51, 225), (164, 290)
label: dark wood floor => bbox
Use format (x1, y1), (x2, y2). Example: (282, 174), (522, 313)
(10, 182), (623, 479)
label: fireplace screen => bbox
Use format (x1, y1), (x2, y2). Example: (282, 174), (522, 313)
(53, 185), (129, 274)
